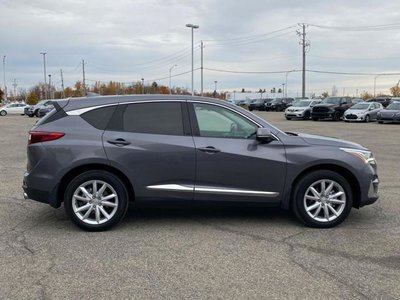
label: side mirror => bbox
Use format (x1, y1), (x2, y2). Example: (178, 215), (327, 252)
(256, 128), (276, 143)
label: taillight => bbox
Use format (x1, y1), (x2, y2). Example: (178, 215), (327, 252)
(28, 131), (65, 145)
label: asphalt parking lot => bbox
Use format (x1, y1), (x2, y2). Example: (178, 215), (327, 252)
(0, 112), (399, 299)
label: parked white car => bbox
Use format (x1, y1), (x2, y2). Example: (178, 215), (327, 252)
(0, 103), (29, 116)
(343, 102), (383, 122)
(285, 99), (321, 120)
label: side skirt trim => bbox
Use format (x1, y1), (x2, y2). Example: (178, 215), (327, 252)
(146, 184), (279, 197)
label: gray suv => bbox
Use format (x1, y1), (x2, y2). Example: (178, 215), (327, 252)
(23, 95), (379, 231)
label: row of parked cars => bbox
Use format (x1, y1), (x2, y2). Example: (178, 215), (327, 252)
(241, 96), (400, 123)
(0, 100), (54, 117)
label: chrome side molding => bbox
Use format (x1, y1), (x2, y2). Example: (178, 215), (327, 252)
(146, 184), (279, 197)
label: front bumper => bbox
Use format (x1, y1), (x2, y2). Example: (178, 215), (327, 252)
(312, 112), (334, 119)
(285, 112), (305, 118)
(344, 114), (365, 121)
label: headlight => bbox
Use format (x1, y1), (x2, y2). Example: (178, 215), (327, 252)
(340, 148), (375, 164)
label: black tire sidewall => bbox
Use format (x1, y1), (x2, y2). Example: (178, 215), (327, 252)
(64, 170), (129, 231)
(292, 170), (353, 228)
(0, 110), (6, 116)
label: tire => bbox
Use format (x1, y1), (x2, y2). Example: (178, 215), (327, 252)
(378, 121), (383, 124)
(365, 115), (370, 123)
(292, 170), (353, 228)
(333, 111), (341, 121)
(28, 114), (34, 118)
(303, 111), (310, 120)
(34, 109), (40, 117)
(0, 110), (6, 116)
(285, 117), (291, 120)
(64, 170), (129, 231)
(312, 117), (319, 121)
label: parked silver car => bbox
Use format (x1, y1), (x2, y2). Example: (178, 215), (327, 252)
(343, 102), (383, 122)
(285, 99), (321, 120)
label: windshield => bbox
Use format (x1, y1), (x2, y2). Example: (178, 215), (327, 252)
(386, 102), (400, 110)
(351, 103), (370, 110)
(323, 97), (341, 105)
(256, 99), (265, 103)
(272, 98), (282, 104)
(295, 100), (311, 107)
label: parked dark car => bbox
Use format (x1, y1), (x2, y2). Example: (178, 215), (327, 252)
(366, 97), (392, 108)
(265, 98), (294, 111)
(26, 100), (53, 117)
(377, 101), (400, 123)
(311, 96), (353, 121)
(38, 104), (54, 117)
(23, 95), (379, 231)
(249, 99), (272, 111)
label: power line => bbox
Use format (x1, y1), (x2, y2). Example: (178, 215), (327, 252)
(307, 22), (400, 31)
(203, 25), (296, 43)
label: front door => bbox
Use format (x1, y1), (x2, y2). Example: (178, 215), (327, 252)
(189, 102), (287, 203)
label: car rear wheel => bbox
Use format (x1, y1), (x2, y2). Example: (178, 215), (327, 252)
(303, 111), (310, 120)
(333, 111), (341, 121)
(292, 170), (353, 228)
(0, 110), (6, 116)
(64, 170), (129, 231)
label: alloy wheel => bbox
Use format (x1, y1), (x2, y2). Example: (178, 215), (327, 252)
(303, 179), (346, 222)
(72, 180), (119, 225)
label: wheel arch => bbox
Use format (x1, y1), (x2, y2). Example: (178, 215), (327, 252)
(55, 163), (135, 208)
(284, 163), (361, 210)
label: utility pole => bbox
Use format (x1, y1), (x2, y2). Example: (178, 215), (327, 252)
(60, 69), (65, 98)
(48, 74), (52, 99)
(201, 41), (204, 96)
(12, 79), (17, 101)
(186, 24), (199, 96)
(82, 59), (86, 96)
(2, 55), (6, 102)
(297, 24), (309, 98)
(40, 52), (47, 99)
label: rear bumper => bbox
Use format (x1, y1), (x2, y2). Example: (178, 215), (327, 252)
(23, 172), (60, 208)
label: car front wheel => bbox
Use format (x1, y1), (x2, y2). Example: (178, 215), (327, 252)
(64, 170), (129, 231)
(0, 110), (7, 116)
(292, 170), (353, 228)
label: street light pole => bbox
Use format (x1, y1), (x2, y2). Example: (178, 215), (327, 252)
(285, 70), (295, 98)
(141, 78), (144, 94)
(374, 74), (382, 97)
(40, 52), (47, 99)
(169, 64), (177, 95)
(186, 23), (199, 96)
(48, 74), (52, 99)
(214, 80), (218, 98)
(2, 55), (6, 102)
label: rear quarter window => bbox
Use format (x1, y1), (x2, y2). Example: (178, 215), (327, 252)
(81, 105), (117, 130)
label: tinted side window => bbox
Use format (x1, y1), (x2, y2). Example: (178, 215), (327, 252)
(121, 102), (184, 135)
(81, 106), (117, 130)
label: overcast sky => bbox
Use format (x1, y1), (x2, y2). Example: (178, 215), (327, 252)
(1, 0), (400, 97)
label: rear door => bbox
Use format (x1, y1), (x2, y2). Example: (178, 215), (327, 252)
(102, 101), (196, 202)
(189, 101), (286, 203)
